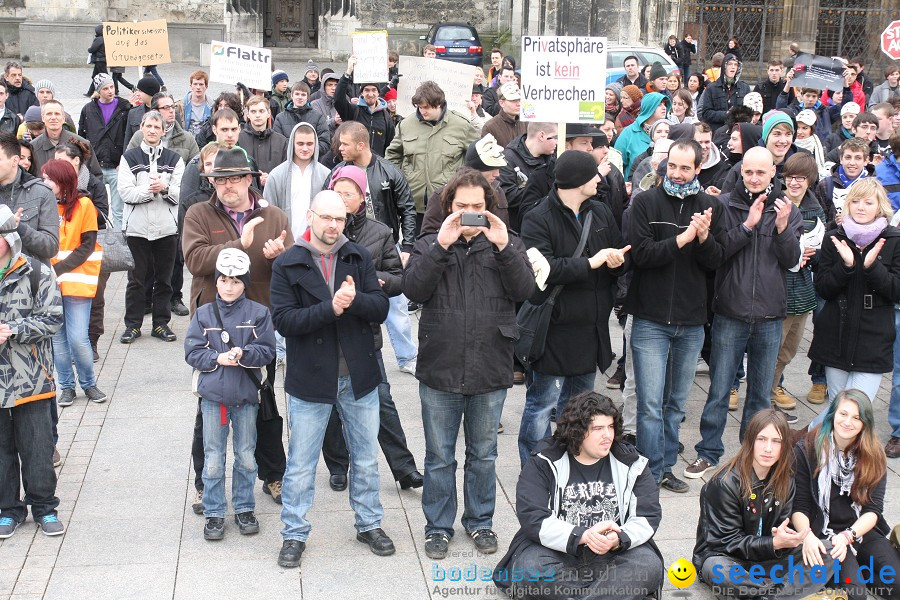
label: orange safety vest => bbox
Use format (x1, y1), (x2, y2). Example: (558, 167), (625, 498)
(51, 197), (102, 298)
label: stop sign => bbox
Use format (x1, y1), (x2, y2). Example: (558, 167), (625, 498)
(883, 20), (900, 60)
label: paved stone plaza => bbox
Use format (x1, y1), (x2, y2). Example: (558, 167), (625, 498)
(0, 62), (897, 599)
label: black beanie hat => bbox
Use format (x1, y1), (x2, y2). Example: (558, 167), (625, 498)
(137, 76), (161, 97)
(648, 61), (668, 81)
(555, 151), (599, 189)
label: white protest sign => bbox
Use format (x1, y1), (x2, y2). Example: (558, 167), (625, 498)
(103, 20), (171, 67)
(519, 36), (607, 123)
(397, 56), (478, 116)
(352, 30), (389, 83)
(209, 40), (272, 90)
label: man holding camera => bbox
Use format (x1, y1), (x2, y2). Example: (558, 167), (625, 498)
(403, 168), (534, 560)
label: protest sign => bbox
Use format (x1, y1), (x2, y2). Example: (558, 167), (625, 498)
(209, 41), (272, 90)
(397, 56), (478, 116)
(352, 30), (389, 83)
(788, 53), (845, 92)
(519, 36), (607, 123)
(103, 20), (170, 67)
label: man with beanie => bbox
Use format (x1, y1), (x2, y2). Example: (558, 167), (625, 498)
(77, 73), (132, 230)
(334, 56), (394, 157)
(646, 62), (669, 94)
(498, 122), (558, 232)
(270, 70), (291, 115)
(685, 147), (802, 480)
(699, 53), (750, 132)
(720, 110), (801, 191)
(625, 140), (724, 492)
(310, 72), (342, 132)
(302, 59), (321, 95)
(271, 190), (393, 568)
(614, 91), (670, 180)
(826, 101), (860, 152)
(32, 79), (75, 132)
(517, 150), (631, 467)
(481, 83), (526, 148)
(125, 76), (162, 149)
(0, 203), (66, 540)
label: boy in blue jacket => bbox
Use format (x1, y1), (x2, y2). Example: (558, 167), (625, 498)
(184, 248), (276, 541)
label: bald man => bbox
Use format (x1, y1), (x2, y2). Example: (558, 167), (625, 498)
(685, 146), (803, 480)
(269, 190), (393, 568)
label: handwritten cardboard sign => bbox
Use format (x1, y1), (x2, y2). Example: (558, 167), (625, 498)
(352, 30), (389, 83)
(103, 19), (171, 67)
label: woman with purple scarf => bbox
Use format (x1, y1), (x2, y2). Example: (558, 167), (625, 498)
(808, 179), (900, 428)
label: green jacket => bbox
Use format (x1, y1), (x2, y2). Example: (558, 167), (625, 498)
(385, 105), (479, 213)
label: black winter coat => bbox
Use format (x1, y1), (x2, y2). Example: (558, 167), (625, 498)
(78, 98), (133, 168)
(237, 125), (288, 178)
(270, 240), (389, 403)
(754, 78), (784, 114)
(625, 185), (724, 326)
(498, 134), (553, 232)
(693, 468), (795, 576)
(521, 192), (629, 376)
(677, 39), (697, 68)
(808, 225), (900, 374)
(5, 81), (37, 116)
(403, 231), (534, 395)
(334, 75), (396, 157)
(124, 105), (147, 149)
(699, 78), (751, 132)
(272, 104), (330, 156)
(713, 182), (803, 322)
(80, 171), (109, 230)
(0, 110), (20, 135)
(88, 25), (106, 64)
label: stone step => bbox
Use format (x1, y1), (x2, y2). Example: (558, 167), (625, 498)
(269, 47), (332, 65)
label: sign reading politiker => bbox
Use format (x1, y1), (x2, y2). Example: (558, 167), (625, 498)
(103, 19), (171, 67)
(519, 36), (607, 123)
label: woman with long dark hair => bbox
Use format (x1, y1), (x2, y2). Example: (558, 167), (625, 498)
(793, 390), (900, 598)
(41, 159), (106, 406)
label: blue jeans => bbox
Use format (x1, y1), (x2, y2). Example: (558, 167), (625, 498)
(695, 315), (782, 465)
(420, 384), (505, 537)
(275, 331), (285, 361)
(281, 376), (382, 541)
(518, 370), (595, 467)
(201, 400), (258, 517)
(52, 296), (96, 391)
(102, 168), (122, 230)
(385, 293), (417, 367)
(891, 308), (900, 438)
(631, 318), (704, 481)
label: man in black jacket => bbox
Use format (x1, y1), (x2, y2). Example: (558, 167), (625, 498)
(124, 76), (161, 149)
(677, 34), (697, 81)
(700, 53), (751, 132)
(270, 190), (393, 569)
(334, 56), (395, 157)
(494, 392), (664, 600)
(518, 151), (630, 468)
(0, 82), (20, 135)
(78, 74), (132, 230)
(498, 123), (557, 232)
(403, 168), (533, 560)
(626, 140), (724, 493)
(3, 61), (37, 120)
(754, 60), (785, 114)
(686, 147), (802, 480)
(237, 96), (287, 190)
(482, 66), (517, 117)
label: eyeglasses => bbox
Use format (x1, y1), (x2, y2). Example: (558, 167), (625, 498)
(334, 191), (359, 200)
(785, 176), (807, 184)
(156, 104), (175, 111)
(212, 175), (247, 185)
(310, 210), (346, 225)
(546, 135), (558, 140)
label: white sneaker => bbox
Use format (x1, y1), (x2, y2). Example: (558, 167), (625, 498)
(398, 360), (417, 375)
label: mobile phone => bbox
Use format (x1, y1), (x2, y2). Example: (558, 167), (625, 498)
(460, 212), (487, 227)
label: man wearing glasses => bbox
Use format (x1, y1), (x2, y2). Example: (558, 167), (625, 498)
(182, 146), (292, 507)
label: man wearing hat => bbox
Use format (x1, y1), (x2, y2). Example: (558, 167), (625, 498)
(302, 59), (321, 95)
(183, 144), (292, 508)
(334, 56), (395, 157)
(125, 75), (162, 148)
(699, 53), (750, 132)
(310, 72), (342, 132)
(117, 110), (185, 344)
(481, 82), (526, 149)
(466, 84), (488, 129)
(646, 62), (669, 94)
(826, 101), (861, 152)
(32, 79), (76, 134)
(78, 73), (132, 230)
(270, 70), (291, 115)
(517, 150), (630, 467)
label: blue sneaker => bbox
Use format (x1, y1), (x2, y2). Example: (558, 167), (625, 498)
(0, 515), (20, 539)
(37, 514), (65, 536)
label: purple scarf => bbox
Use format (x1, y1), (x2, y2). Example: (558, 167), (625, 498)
(843, 216), (887, 249)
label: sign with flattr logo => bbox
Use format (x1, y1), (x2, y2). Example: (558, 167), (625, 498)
(209, 41), (272, 89)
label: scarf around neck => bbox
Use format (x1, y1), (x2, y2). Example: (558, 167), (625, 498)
(663, 176), (701, 199)
(843, 215), (887, 248)
(816, 439), (861, 538)
(838, 165), (868, 188)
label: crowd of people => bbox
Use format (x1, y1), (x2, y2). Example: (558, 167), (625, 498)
(0, 32), (899, 598)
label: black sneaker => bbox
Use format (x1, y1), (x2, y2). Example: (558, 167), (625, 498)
(170, 299), (189, 317)
(151, 325), (177, 342)
(38, 514), (65, 536)
(84, 386), (107, 404)
(57, 388), (76, 407)
(606, 366), (625, 389)
(774, 406), (798, 425)
(357, 528), (396, 556)
(468, 528), (498, 554)
(659, 472), (690, 493)
(0, 515), (20, 539)
(277, 540), (305, 568)
(424, 532), (450, 559)
(119, 327), (141, 344)
(204, 517), (225, 540)
(234, 511), (260, 535)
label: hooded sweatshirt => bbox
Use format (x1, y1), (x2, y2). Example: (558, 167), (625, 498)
(613, 92), (669, 179)
(272, 101), (330, 156)
(264, 122), (331, 238)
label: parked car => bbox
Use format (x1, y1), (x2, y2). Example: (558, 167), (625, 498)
(605, 45), (679, 85)
(419, 22), (483, 67)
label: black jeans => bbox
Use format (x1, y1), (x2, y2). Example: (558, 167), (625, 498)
(125, 235), (177, 329)
(838, 534), (900, 599)
(0, 400), (59, 523)
(144, 231), (185, 306)
(322, 351), (417, 480)
(700, 548), (836, 598)
(192, 360), (286, 489)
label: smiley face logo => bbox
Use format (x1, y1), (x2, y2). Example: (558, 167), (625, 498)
(667, 558), (697, 588)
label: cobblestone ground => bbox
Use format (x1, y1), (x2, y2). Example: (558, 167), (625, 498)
(0, 62), (896, 600)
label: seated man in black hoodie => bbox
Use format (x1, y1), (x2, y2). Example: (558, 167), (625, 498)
(494, 392), (663, 600)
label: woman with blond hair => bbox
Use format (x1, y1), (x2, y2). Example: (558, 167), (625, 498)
(809, 179), (900, 424)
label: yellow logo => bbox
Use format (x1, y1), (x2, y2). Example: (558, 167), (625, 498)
(212, 44), (224, 55)
(667, 558), (697, 588)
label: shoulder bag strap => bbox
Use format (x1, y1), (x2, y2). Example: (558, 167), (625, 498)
(211, 300), (265, 391)
(545, 210), (594, 304)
